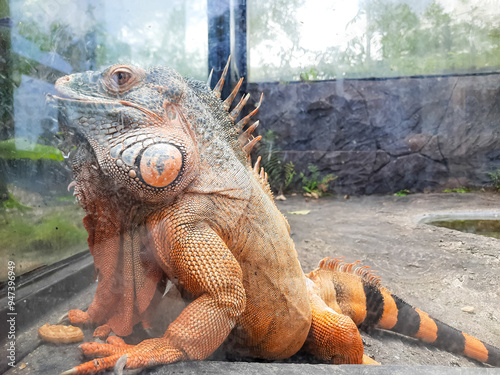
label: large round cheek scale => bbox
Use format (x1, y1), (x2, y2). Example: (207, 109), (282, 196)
(140, 144), (183, 187)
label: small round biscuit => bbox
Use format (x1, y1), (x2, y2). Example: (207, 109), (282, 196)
(38, 323), (84, 344)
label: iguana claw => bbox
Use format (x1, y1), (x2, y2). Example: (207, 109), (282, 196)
(113, 354), (127, 375)
(59, 368), (77, 375)
(58, 312), (69, 324)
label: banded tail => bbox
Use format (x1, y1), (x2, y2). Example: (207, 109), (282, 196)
(306, 257), (500, 367)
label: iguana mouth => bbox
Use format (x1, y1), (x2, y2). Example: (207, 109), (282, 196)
(49, 93), (119, 106)
(48, 94), (89, 152)
(48, 91), (126, 151)
(48, 93), (123, 113)
(47, 93), (103, 198)
(48, 93), (90, 102)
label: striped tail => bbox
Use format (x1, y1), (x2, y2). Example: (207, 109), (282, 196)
(307, 257), (500, 367)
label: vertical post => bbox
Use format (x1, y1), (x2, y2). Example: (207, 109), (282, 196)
(0, 0), (12, 203)
(85, 0), (100, 70)
(84, 30), (97, 70)
(0, 0), (13, 140)
(207, 0), (231, 97)
(232, 0), (247, 92)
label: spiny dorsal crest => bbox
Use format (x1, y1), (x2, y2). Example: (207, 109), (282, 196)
(317, 257), (382, 287)
(208, 56), (263, 157)
(208, 56), (270, 193)
(251, 155), (274, 197)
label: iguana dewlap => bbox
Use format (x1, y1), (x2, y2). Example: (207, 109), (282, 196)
(49, 61), (500, 374)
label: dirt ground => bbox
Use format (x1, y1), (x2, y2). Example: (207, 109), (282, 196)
(277, 192), (500, 367)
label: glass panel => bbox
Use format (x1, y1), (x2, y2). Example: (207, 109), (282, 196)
(0, 0), (207, 281)
(248, 0), (500, 82)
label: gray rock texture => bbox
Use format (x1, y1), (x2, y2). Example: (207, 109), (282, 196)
(247, 74), (500, 194)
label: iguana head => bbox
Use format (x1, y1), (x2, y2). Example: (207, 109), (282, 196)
(51, 63), (200, 205)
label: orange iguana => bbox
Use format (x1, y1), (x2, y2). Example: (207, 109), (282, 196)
(49, 59), (500, 374)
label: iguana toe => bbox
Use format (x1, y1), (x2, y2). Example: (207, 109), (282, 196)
(68, 309), (90, 325)
(93, 323), (112, 340)
(106, 336), (130, 347)
(79, 341), (128, 357)
(67, 338), (186, 374)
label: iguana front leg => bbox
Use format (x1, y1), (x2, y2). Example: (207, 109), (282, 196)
(61, 223), (246, 374)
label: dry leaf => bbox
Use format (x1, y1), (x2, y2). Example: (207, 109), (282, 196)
(288, 210), (311, 215)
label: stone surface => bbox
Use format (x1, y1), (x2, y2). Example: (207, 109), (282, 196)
(247, 74), (500, 194)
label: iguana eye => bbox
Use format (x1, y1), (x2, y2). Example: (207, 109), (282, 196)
(103, 65), (145, 94)
(113, 71), (132, 86)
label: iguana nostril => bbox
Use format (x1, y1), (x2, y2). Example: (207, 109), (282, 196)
(57, 76), (71, 85)
(139, 143), (182, 187)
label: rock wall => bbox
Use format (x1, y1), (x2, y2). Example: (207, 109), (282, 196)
(247, 74), (500, 195)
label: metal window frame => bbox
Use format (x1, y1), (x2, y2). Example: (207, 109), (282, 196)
(208, 0), (247, 95)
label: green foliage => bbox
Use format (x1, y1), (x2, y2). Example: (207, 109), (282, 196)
(300, 67), (319, 81)
(283, 161), (296, 190)
(299, 164), (337, 197)
(0, 184), (86, 280)
(55, 195), (78, 203)
(256, 130), (297, 195)
(132, 1), (205, 79)
(443, 187), (470, 193)
(394, 189), (411, 196)
(262, 129), (279, 143)
(14, 17), (97, 74)
(0, 186), (87, 270)
(1, 193), (32, 211)
(0, 207), (87, 259)
(249, 0), (500, 81)
(489, 169), (500, 191)
(0, 138), (63, 161)
(248, 0), (306, 81)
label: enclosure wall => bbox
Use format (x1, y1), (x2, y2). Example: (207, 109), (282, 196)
(248, 73), (500, 195)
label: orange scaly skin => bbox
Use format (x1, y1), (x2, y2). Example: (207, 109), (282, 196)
(49, 61), (499, 374)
